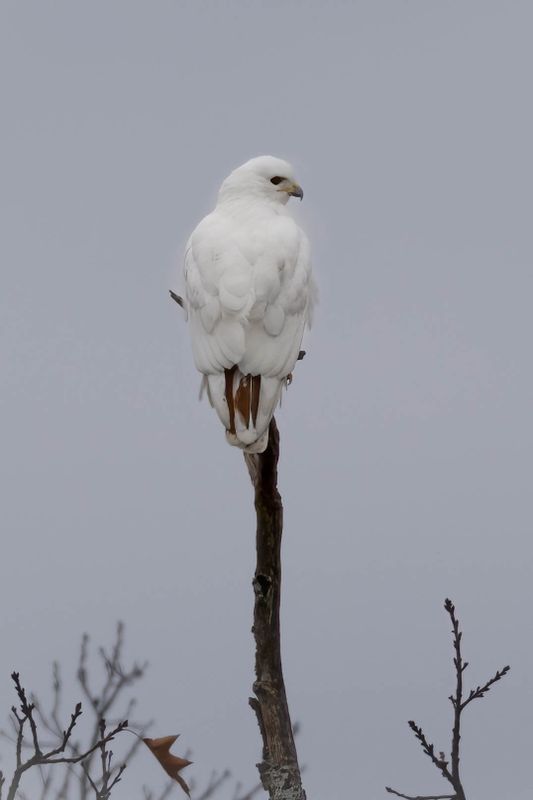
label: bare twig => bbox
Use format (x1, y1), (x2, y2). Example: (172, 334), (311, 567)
(386, 789), (455, 800)
(39, 719), (127, 765)
(460, 666), (510, 710)
(245, 418), (306, 800)
(80, 719), (127, 799)
(39, 702), (83, 760)
(11, 672), (41, 757)
(407, 722), (452, 784)
(446, 599), (465, 799)
(12, 708), (25, 769)
(386, 598), (510, 800)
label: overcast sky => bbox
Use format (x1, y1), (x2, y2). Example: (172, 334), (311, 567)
(1, 2), (532, 798)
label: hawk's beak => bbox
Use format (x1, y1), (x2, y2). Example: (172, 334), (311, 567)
(281, 182), (304, 200)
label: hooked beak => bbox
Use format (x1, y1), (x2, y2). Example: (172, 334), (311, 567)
(280, 181), (304, 200)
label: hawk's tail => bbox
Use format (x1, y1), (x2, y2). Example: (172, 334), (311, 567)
(204, 369), (284, 453)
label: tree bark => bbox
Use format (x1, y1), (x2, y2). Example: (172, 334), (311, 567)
(244, 418), (306, 800)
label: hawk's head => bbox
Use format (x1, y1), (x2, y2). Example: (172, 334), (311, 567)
(218, 155), (303, 205)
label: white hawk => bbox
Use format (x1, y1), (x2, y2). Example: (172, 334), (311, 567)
(183, 155), (315, 453)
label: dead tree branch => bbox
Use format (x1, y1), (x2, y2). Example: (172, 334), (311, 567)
(244, 418), (306, 800)
(386, 598), (510, 800)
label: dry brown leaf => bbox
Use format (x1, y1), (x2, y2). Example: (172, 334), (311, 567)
(143, 734), (193, 796)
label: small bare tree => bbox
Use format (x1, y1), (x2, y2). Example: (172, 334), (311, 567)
(386, 598), (510, 800)
(1, 669), (128, 800)
(1, 623), (264, 800)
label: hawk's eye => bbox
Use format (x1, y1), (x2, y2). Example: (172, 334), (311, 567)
(270, 176), (284, 185)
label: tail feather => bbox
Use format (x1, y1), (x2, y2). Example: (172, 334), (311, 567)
(205, 369), (282, 453)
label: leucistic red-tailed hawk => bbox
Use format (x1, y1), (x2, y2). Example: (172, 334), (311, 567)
(183, 156), (315, 453)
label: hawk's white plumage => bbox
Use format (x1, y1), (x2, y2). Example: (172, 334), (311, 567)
(184, 156), (315, 453)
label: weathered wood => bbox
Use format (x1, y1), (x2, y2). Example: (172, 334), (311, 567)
(245, 419), (306, 800)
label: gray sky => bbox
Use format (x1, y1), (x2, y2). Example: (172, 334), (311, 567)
(1, 1), (532, 797)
